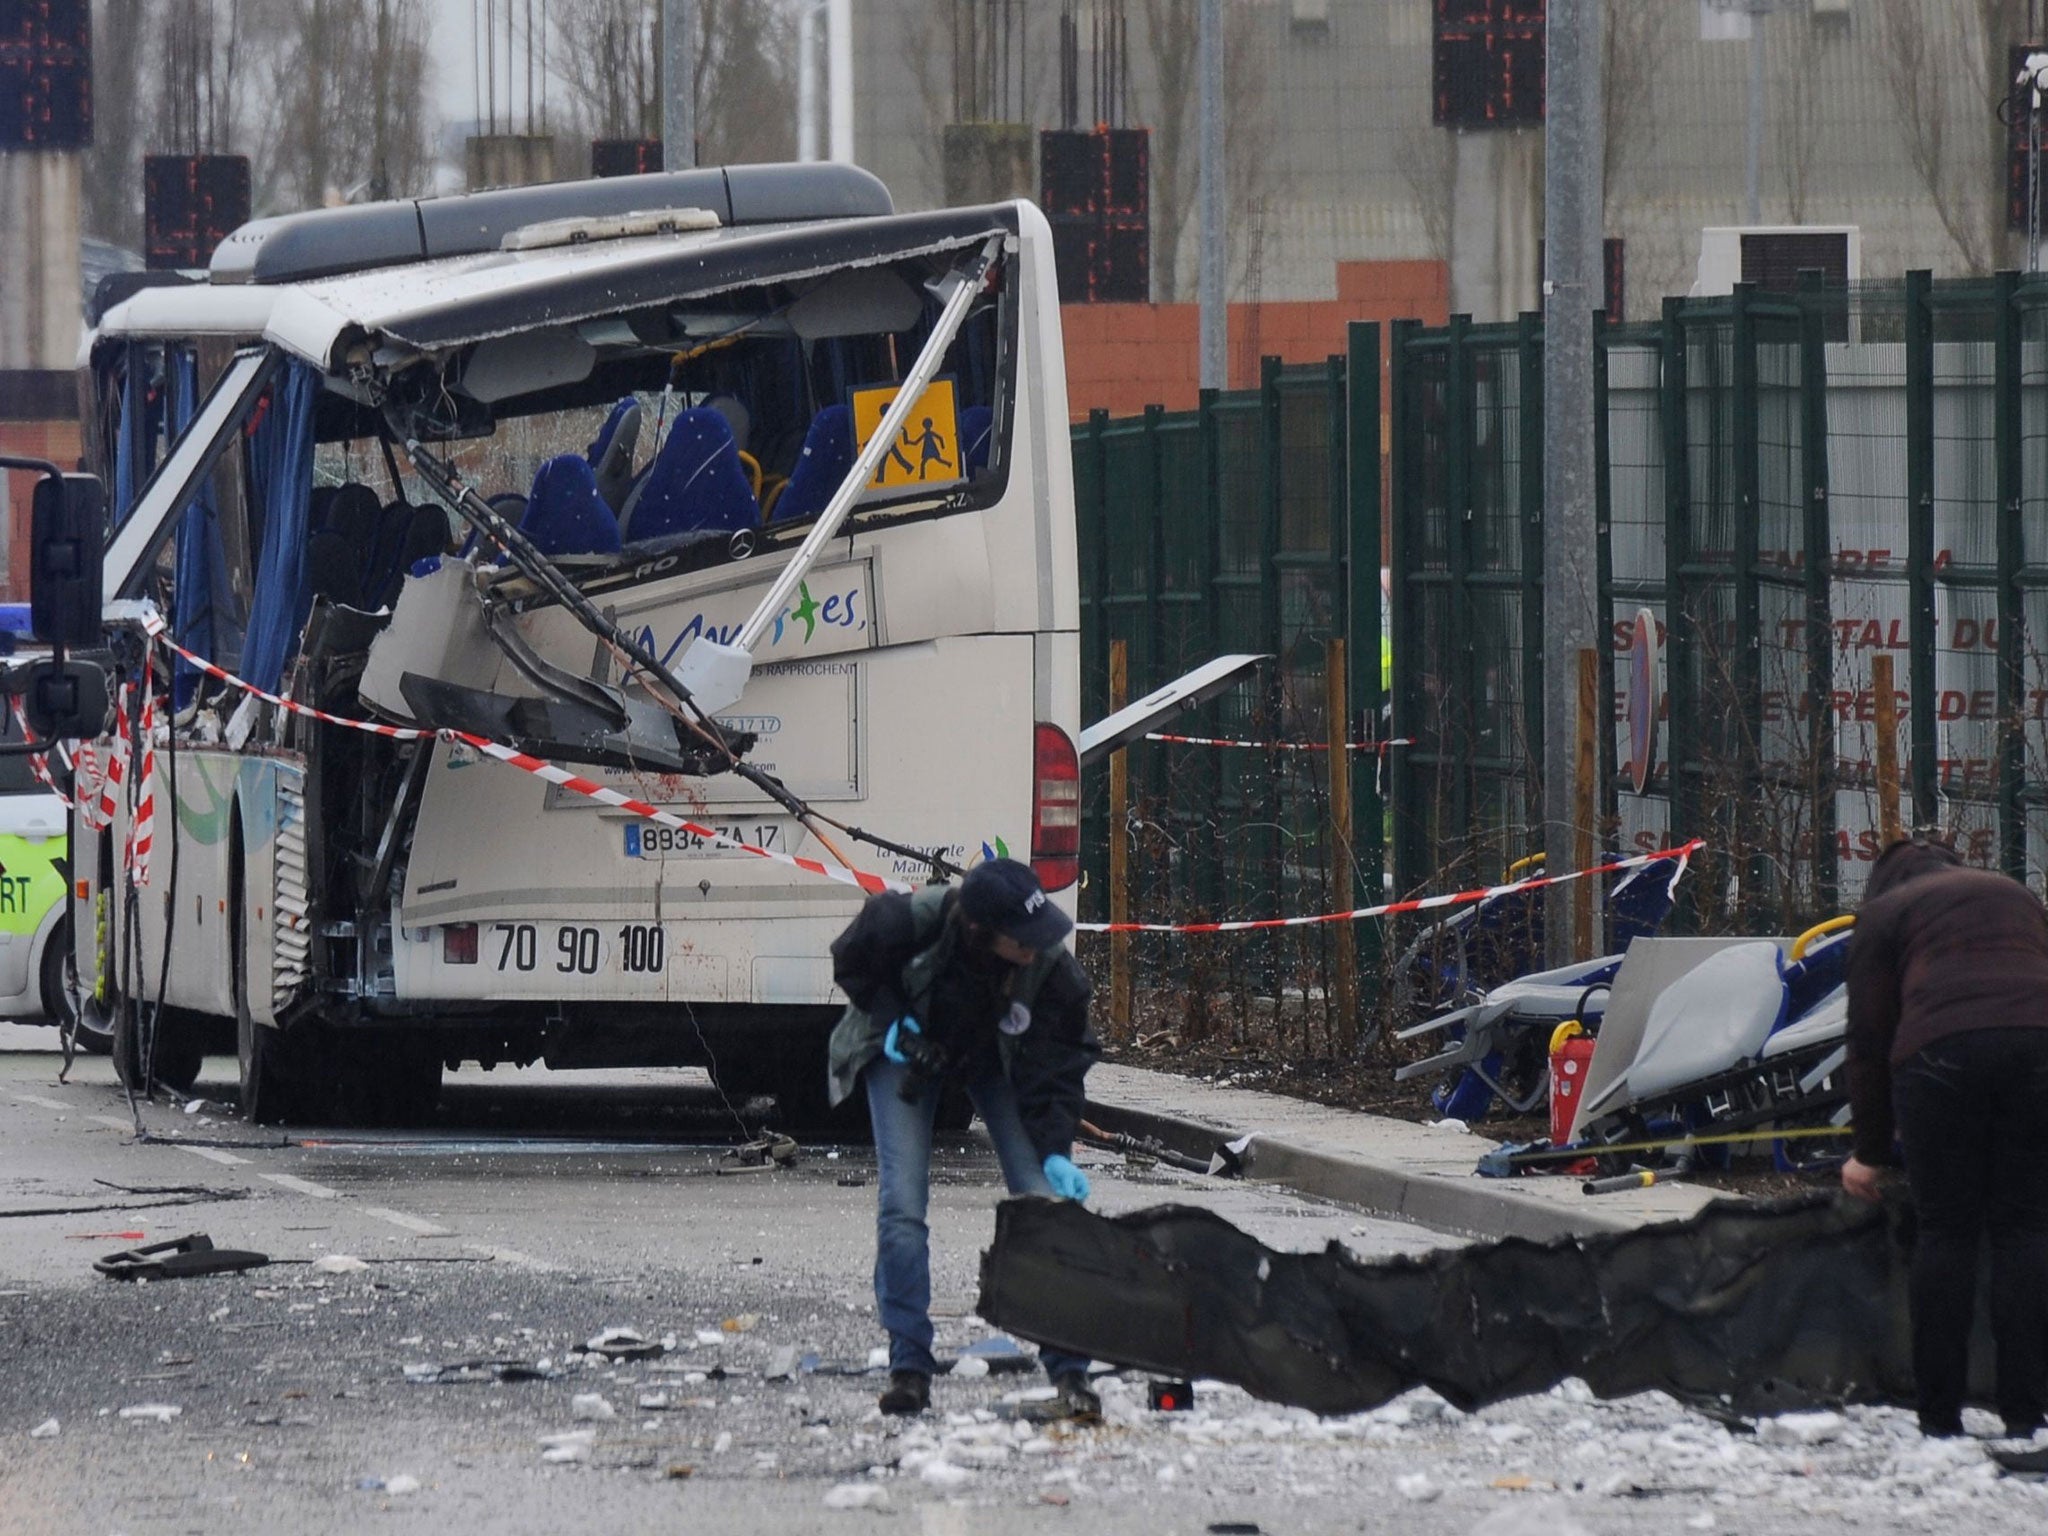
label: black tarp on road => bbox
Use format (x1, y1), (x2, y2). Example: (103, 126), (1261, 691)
(978, 1194), (1948, 1418)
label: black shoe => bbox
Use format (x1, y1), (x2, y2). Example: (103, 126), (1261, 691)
(1047, 1370), (1102, 1422)
(878, 1370), (930, 1416)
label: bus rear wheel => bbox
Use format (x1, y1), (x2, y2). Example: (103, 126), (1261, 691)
(114, 1001), (204, 1097)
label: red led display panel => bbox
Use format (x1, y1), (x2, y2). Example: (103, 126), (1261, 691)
(592, 139), (663, 178)
(1040, 127), (1150, 304)
(144, 155), (252, 271)
(1433, 0), (1545, 130)
(0, 0), (92, 150)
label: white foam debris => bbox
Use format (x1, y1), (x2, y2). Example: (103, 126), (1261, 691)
(822, 1483), (887, 1509)
(538, 1430), (593, 1464)
(1757, 1410), (1845, 1447)
(311, 1255), (370, 1275)
(117, 1404), (182, 1423)
(1395, 1472), (1439, 1502)
(570, 1394), (615, 1422)
(28, 1418), (58, 1439)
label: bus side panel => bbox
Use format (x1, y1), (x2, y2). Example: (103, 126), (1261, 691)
(389, 634), (1035, 1006)
(120, 751), (239, 1018)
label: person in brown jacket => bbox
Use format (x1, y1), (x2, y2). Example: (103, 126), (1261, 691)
(1842, 837), (2048, 1439)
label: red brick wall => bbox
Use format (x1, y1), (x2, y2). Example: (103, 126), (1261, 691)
(1061, 259), (1450, 421)
(0, 420), (84, 603)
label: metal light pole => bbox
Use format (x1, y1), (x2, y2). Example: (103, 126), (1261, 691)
(1542, 0), (1605, 965)
(1197, 0), (1225, 390)
(663, 0), (697, 170)
(1745, 0), (1765, 223)
(827, 0), (854, 164)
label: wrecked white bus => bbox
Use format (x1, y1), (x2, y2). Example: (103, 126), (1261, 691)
(73, 165), (1083, 1125)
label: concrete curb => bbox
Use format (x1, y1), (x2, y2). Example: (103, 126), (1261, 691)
(1083, 1096), (1638, 1242)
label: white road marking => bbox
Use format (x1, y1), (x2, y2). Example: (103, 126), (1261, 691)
(176, 1144), (250, 1166)
(362, 1206), (450, 1236)
(262, 1173), (341, 1199)
(13, 1093), (71, 1111)
(463, 1243), (558, 1273)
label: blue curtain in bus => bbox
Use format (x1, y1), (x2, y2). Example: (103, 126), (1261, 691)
(112, 342), (152, 526)
(169, 352), (231, 708)
(241, 360), (320, 694)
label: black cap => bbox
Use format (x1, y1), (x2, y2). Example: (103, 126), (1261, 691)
(958, 858), (1073, 951)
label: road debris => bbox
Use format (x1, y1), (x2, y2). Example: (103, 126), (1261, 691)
(28, 1418), (58, 1439)
(117, 1404), (182, 1423)
(95, 1233), (268, 1281)
(539, 1429), (594, 1464)
(979, 1193), (1941, 1418)
(571, 1393), (617, 1421)
(310, 1255), (370, 1275)
(822, 1482), (887, 1509)
(357, 1473), (420, 1495)
(575, 1326), (671, 1361)
(717, 1133), (799, 1174)
(403, 1359), (559, 1385)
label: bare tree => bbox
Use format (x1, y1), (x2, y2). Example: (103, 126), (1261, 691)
(84, 0), (148, 246)
(1602, 0), (1672, 203)
(245, 0), (436, 211)
(1873, 0), (2025, 275)
(1137, 0), (1271, 303)
(157, 0), (244, 155)
(550, 0), (797, 165)
(1771, 8), (1830, 225)
(1394, 127), (1456, 267)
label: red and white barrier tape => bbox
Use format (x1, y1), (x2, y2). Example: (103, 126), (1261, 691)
(138, 617), (912, 899)
(129, 681), (156, 886)
(1143, 733), (1416, 754)
(1073, 840), (1703, 935)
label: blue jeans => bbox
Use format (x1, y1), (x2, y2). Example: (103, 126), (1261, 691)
(864, 1055), (1089, 1381)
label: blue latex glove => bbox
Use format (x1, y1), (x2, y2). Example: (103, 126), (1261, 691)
(882, 1015), (921, 1065)
(1042, 1154), (1090, 1202)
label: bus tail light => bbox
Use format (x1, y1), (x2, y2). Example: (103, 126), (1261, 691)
(443, 923), (478, 965)
(1031, 722), (1080, 892)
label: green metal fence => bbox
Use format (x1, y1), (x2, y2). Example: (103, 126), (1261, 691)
(1072, 331), (1385, 1038)
(1389, 272), (2048, 933)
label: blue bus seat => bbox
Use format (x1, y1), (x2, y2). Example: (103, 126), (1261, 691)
(620, 408), (760, 540)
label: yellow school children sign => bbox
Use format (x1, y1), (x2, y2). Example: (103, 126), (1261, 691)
(849, 378), (965, 492)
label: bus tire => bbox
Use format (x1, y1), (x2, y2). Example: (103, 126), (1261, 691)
(238, 990), (301, 1126)
(42, 921), (108, 1054)
(115, 1000), (204, 1097)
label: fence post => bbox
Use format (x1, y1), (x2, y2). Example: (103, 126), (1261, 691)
(1592, 311), (1618, 856)
(1143, 402), (1168, 807)
(1573, 648), (1599, 958)
(1259, 355), (1285, 992)
(1108, 639), (1131, 1041)
(1445, 315), (1475, 851)
(1660, 296), (1696, 927)
(1518, 311), (1547, 842)
(1904, 270), (1937, 833)
(1996, 269), (2025, 878)
(1326, 639), (1358, 1049)
(1732, 282), (1764, 918)
(1345, 322), (1385, 947)
(1798, 269), (1837, 912)
(1389, 318), (1421, 896)
(1197, 387), (1224, 921)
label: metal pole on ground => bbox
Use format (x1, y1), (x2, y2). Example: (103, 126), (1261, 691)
(1197, 0), (1225, 390)
(1326, 639), (1358, 1051)
(662, 0), (697, 170)
(1543, 0), (1605, 966)
(1108, 640), (1132, 1040)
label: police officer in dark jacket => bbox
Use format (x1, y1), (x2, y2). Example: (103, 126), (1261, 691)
(1843, 837), (2048, 1439)
(827, 859), (1101, 1419)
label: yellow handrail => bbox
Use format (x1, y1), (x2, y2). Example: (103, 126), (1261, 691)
(1791, 914), (1855, 960)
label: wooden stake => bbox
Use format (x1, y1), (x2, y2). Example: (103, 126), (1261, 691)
(1573, 648), (1599, 961)
(1872, 652), (1903, 847)
(1108, 640), (1131, 1040)
(1326, 640), (1358, 1053)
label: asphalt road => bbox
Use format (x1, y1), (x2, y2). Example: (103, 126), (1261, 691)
(3, 1025), (2046, 1536)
